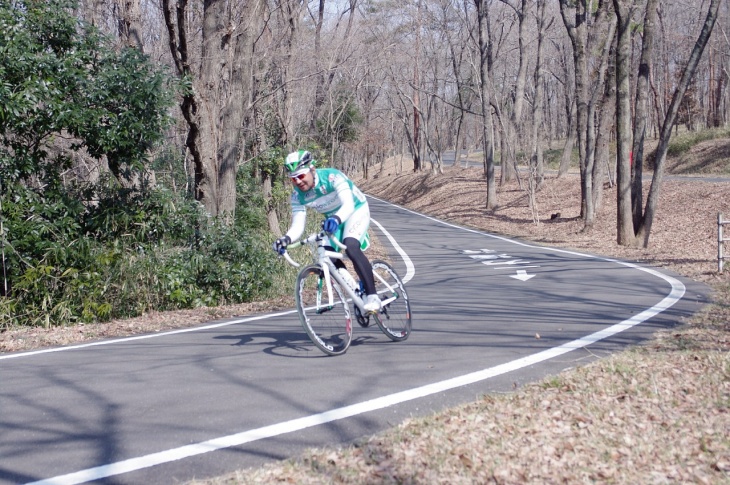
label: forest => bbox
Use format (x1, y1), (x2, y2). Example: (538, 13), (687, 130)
(1, 0), (728, 328)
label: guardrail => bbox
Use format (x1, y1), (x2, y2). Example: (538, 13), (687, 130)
(720, 213), (729, 273)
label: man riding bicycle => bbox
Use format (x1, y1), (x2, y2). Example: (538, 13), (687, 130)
(273, 149), (381, 312)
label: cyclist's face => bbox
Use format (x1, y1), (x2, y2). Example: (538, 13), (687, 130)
(290, 169), (313, 190)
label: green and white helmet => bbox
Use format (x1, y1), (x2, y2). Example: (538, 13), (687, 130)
(284, 150), (315, 176)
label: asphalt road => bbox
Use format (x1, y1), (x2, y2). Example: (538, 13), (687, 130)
(0, 197), (709, 485)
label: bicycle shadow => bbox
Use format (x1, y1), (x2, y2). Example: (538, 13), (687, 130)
(214, 331), (381, 357)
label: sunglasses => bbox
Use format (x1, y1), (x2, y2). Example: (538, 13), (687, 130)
(290, 172), (308, 181)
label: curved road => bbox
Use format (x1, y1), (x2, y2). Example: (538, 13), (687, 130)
(0, 197), (709, 484)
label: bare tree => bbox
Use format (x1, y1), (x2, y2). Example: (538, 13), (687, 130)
(630, 0), (659, 230)
(556, 40), (576, 178)
(615, 0), (722, 247)
(473, 0), (498, 209)
(162, 0), (261, 221)
(591, 34), (616, 210)
(413, 0), (424, 171)
(70, 0), (727, 249)
(528, 0), (550, 190)
(560, 0), (614, 226)
(497, 0), (529, 184)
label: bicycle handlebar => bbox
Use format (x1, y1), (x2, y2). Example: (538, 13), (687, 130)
(279, 230), (344, 268)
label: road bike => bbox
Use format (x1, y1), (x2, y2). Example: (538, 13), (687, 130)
(280, 230), (411, 356)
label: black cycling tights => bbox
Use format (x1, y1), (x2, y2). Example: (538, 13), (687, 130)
(329, 237), (377, 295)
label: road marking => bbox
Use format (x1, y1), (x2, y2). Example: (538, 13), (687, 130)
(0, 311), (298, 361)
(462, 248), (537, 271)
(468, 254), (500, 260)
(491, 265), (540, 270)
(370, 218), (414, 284)
(510, 270), (536, 281)
(481, 258), (531, 266)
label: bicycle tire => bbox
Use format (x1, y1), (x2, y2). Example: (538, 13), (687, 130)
(370, 260), (412, 342)
(295, 264), (352, 355)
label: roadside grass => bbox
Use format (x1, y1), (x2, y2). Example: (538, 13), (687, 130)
(665, 126), (730, 157)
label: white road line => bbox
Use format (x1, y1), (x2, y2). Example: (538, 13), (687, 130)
(371, 218), (415, 284)
(17, 197), (687, 484)
(0, 310), (296, 361)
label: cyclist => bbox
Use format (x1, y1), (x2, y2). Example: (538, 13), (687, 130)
(273, 149), (381, 312)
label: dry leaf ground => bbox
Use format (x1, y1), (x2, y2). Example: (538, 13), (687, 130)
(2, 139), (729, 484)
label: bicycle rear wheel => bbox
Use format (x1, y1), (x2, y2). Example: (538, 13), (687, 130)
(295, 265), (352, 355)
(370, 260), (412, 342)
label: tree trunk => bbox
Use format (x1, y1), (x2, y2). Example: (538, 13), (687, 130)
(557, 38), (576, 179)
(262, 174), (280, 234)
(529, 0), (548, 190)
(583, 13), (616, 230)
(631, 0), (658, 231)
(592, 37), (617, 214)
(499, 0), (528, 184)
(162, 0), (254, 222)
(117, 0), (144, 51)
(558, 99), (576, 177)
(475, 0), (497, 209)
(413, 0), (422, 172)
(559, 0), (588, 218)
(636, 0), (721, 247)
(613, 0), (636, 246)
(195, 0), (228, 218)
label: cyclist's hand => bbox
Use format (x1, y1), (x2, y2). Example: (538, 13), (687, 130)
(273, 235), (291, 255)
(322, 216), (341, 234)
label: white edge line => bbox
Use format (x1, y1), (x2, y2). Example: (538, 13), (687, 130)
(0, 310), (296, 361)
(24, 196), (687, 485)
(370, 218), (415, 284)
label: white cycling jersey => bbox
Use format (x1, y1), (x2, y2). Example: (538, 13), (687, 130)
(285, 168), (370, 249)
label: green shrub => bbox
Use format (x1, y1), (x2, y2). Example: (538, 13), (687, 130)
(666, 127), (730, 157)
(0, 180), (286, 328)
(81, 179), (203, 245)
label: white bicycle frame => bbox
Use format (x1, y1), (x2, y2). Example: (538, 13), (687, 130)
(282, 231), (398, 312)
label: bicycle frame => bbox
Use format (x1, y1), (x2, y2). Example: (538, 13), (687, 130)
(282, 231), (397, 312)
(280, 230), (412, 354)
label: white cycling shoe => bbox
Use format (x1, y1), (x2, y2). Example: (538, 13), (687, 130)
(363, 294), (382, 312)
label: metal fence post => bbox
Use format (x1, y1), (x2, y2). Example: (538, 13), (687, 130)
(720, 213), (726, 273)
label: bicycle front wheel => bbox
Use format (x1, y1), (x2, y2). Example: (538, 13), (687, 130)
(371, 260), (412, 342)
(295, 265), (352, 356)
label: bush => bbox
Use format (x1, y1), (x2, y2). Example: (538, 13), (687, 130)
(104, 223), (278, 315)
(666, 126), (730, 157)
(0, 181), (284, 329)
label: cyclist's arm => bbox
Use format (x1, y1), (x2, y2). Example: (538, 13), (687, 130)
(285, 198), (307, 243)
(331, 177), (356, 222)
